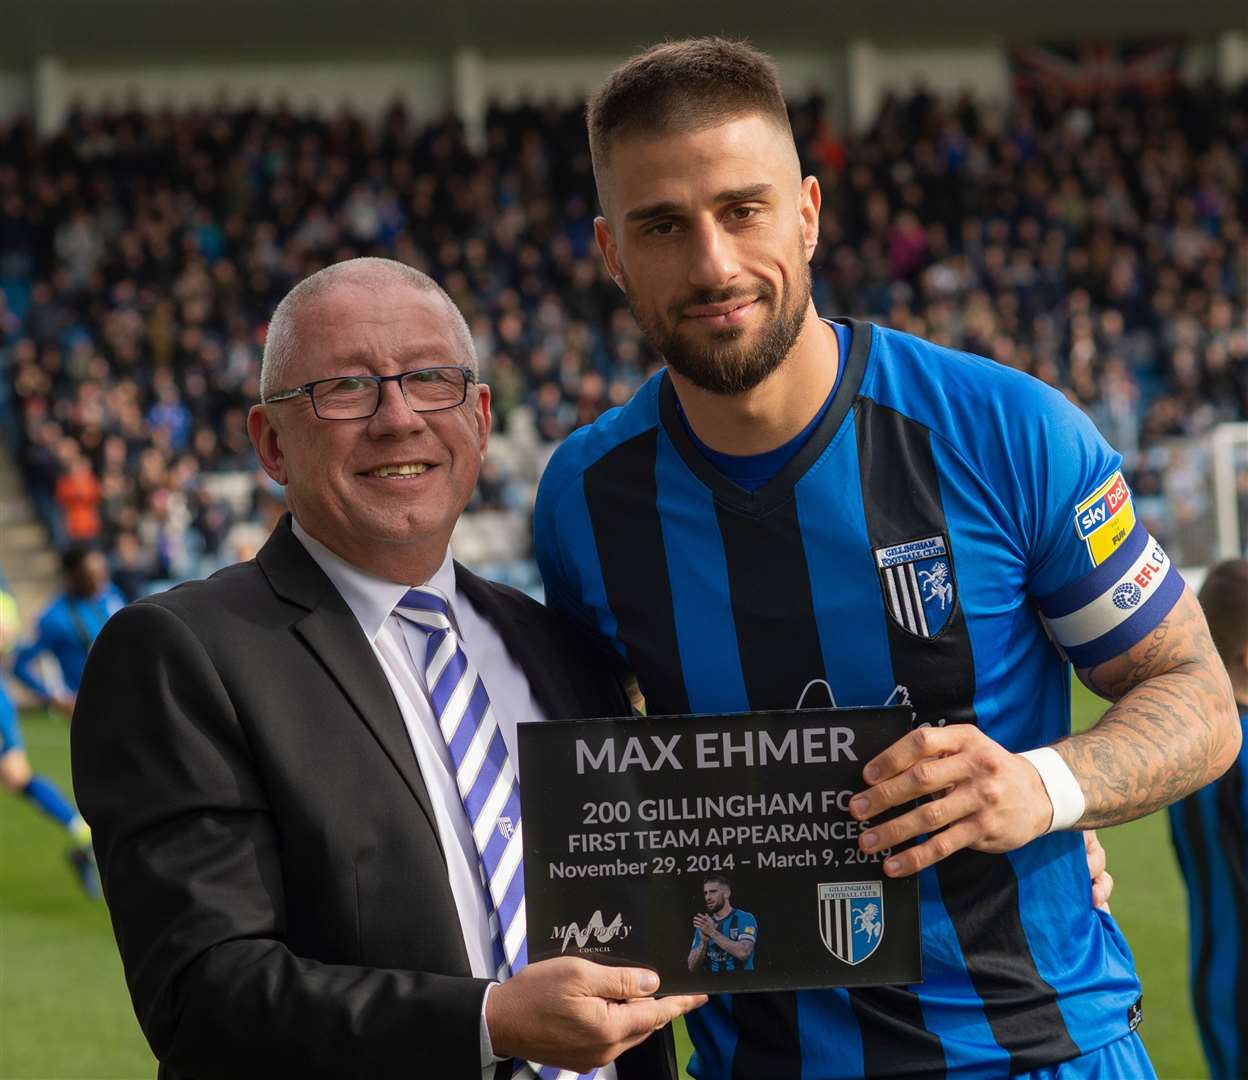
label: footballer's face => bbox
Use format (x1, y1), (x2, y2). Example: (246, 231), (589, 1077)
(594, 113), (820, 397)
(703, 881), (729, 914)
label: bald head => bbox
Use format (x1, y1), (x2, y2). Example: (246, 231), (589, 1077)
(261, 258), (476, 402)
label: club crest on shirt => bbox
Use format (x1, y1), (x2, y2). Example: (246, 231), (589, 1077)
(874, 535), (956, 638)
(818, 882), (884, 965)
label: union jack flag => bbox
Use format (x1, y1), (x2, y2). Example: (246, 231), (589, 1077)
(1010, 41), (1183, 97)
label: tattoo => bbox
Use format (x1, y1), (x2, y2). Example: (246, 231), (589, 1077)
(1060, 587), (1239, 828)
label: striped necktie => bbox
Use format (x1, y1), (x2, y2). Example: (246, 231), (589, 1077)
(394, 586), (601, 1080)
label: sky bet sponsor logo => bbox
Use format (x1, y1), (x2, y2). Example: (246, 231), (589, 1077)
(1074, 470), (1136, 566)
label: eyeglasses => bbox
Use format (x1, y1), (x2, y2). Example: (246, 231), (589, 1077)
(262, 365), (477, 420)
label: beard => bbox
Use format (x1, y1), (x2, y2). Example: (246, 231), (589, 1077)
(623, 255), (811, 397)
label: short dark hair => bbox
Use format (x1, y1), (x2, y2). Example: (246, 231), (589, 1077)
(586, 38), (791, 186)
(703, 873), (731, 889)
(61, 545), (99, 576)
(1198, 558), (1248, 675)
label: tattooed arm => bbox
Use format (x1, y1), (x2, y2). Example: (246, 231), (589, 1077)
(849, 585), (1239, 876)
(1061, 586), (1241, 828)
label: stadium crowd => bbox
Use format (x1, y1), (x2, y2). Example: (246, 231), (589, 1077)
(0, 77), (1246, 594)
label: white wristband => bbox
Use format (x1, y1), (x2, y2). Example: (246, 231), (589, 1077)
(1020, 747), (1086, 833)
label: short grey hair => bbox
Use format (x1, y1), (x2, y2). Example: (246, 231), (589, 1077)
(260, 257), (477, 401)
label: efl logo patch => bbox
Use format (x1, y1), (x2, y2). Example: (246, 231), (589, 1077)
(874, 534), (955, 638)
(1074, 471), (1135, 566)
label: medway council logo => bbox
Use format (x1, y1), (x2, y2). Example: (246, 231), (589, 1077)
(552, 911), (632, 954)
(818, 882), (884, 965)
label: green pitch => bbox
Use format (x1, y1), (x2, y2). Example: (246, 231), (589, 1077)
(0, 690), (1209, 1079)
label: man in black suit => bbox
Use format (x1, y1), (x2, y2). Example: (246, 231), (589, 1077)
(71, 257), (703, 1079)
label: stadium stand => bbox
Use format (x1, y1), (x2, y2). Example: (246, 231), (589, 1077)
(0, 80), (1245, 595)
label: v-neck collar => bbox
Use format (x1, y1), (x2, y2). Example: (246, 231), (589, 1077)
(658, 317), (872, 516)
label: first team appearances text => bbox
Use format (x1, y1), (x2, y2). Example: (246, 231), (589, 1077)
(519, 707), (923, 994)
(562, 725), (871, 872)
(556, 790), (871, 877)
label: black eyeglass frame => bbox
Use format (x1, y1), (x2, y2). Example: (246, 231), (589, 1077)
(262, 365), (478, 420)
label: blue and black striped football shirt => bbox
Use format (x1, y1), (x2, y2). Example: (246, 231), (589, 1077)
(1168, 705), (1248, 1080)
(692, 908), (759, 973)
(535, 319), (1180, 1079)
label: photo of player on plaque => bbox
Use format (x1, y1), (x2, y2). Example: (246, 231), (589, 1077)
(688, 874), (758, 974)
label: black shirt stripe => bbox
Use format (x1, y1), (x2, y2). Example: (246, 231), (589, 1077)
(1214, 766), (1248, 1075)
(714, 497), (821, 1080)
(715, 498), (824, 715)
(1180, 792), (1220, 1074)
(583, 428), (690, 715)
(855, 396), (1080, 1074)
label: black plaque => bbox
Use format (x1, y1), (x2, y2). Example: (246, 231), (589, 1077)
(518, 707), (921, 995)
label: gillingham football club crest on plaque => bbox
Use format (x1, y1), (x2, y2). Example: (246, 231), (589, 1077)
(818, 882), (884, 965)
(874, 534), (956, 638)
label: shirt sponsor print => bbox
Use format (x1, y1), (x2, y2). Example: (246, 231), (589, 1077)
(1074, 470), (1135, 566)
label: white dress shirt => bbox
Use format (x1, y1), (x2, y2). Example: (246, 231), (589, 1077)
(291, 521), (617, 1080)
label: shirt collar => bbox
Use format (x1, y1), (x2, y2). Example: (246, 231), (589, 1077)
(291, 517), (458, 643)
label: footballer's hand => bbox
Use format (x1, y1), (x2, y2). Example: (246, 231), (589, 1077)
(692, 913), (716, 935)
(1084, 829), (1113, 912)
(848, 724), (1054, 876)
(486, 957), (706, 1072)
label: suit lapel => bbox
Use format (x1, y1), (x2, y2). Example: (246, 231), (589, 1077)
(257, 518), (443, 852)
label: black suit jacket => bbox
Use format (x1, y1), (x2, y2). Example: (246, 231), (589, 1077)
(71, 517), (676, 1080)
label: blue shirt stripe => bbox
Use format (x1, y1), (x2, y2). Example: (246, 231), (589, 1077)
(653, 428), (749, 714)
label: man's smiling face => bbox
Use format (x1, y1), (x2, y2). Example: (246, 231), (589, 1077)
(594, 113), (818, 396)
(249, 282), (490, 580)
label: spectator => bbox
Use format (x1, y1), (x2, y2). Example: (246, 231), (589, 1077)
(0, 78), (1244, 586)
(53, 446), (101, 542)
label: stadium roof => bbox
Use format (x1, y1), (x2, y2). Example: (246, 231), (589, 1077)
(3, 0), (1246, 67)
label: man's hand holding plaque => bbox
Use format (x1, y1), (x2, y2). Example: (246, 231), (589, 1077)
(848, 724), (1057, 875)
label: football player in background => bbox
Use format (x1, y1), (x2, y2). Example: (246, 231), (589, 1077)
(0, 568), (99, 897)
(1169, 557), (1248, 1080)
(12, 546), (124, 716)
